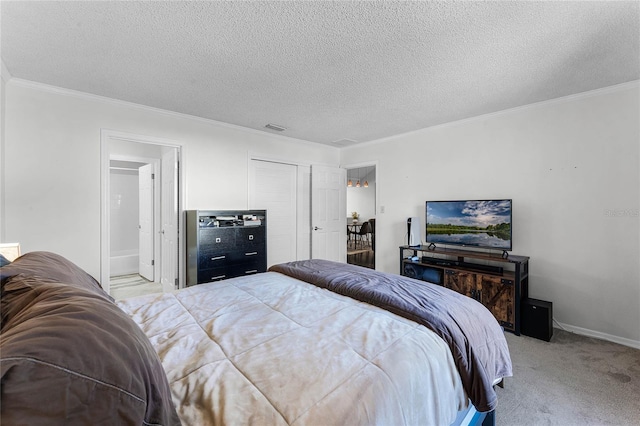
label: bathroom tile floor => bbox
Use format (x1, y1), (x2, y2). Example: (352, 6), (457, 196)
(110, 274), (163, 300)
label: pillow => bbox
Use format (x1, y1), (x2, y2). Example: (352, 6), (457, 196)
(0, 275), (181, 425)
(0, 254), (10, 267)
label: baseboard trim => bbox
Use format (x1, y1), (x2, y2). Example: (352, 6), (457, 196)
(554, 321), (640, 350)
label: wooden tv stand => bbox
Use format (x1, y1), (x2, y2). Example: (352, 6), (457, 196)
(399, 245), (529, 335)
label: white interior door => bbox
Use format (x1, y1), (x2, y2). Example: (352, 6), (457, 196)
(138, 163), (154, 280)
(249, 160), (298, 267)
(311, 164), (346, 262)
(161, 149), (178, 292)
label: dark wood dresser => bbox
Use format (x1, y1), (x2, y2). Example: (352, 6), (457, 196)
(186, 210), (267, 286)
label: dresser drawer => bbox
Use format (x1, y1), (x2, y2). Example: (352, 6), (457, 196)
(198, 266), (229, 283)
(234, 247), (264, 262)
(198, 253), (231, 269)
(199, 228), (236, 253)
(229, 261), (262, 277)
(236, 228), (265, 248)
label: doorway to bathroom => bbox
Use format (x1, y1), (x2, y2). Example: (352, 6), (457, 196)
(100, 130), (182, 299)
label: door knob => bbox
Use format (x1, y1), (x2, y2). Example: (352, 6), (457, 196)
(313, 226), (323, 231)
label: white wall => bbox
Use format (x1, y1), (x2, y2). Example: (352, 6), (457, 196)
(2, 80), (340, 279)
(3, 76), (638, 347)
(109, 168), (139, 255)
(341, 82), (640, 347)
(347, 184), (376, 221)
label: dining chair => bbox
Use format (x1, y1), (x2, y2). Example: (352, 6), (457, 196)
(368, 218), (376, 251)
(349, 221), (370, 249)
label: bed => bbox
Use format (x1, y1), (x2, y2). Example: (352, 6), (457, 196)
(1, 252), (511, 425)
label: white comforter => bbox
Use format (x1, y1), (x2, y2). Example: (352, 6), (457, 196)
(117, 272), (467, 426)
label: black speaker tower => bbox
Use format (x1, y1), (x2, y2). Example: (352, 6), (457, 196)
(521, 298), (553, 342)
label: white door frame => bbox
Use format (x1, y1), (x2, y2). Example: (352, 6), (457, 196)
(100, 129), (186, 293)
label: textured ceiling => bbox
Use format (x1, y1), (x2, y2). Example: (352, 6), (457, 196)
(1, 1), (639, 146)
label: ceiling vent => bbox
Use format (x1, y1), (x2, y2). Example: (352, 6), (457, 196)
(331, 138), (358, 147)
(265, 123), (287, 132)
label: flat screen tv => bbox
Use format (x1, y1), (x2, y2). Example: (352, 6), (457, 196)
(425, 199), (512, 251)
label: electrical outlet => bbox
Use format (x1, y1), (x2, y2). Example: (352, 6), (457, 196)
(380, 205), (385, 214)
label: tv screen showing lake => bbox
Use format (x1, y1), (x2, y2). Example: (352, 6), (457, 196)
(426, 200), (512, 250)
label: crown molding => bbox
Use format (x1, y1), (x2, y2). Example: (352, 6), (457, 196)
(1, 59), (11, 83)
(7, 76), (638, 151)
(7, 78), (336, 150)
(351, 80), (640, 149)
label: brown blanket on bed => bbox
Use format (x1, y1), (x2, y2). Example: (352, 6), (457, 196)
(269, 259), (512, 412)
(1, 252), (180, 425)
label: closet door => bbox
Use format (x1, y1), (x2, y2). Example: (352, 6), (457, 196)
(249, 160), (297, 267)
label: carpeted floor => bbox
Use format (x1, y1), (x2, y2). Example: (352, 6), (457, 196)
(496, 329), (640, 425)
